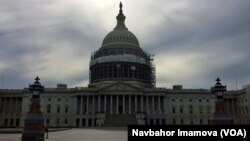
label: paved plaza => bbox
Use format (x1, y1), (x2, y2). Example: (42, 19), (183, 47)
(0, 128), (127, 141)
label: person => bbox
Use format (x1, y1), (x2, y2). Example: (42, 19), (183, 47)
(45, 126), (48, 139)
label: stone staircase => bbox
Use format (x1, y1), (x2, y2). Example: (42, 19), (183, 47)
(104, 114), (137, 127)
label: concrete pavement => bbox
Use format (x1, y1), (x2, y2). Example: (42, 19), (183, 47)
(0, 128), (127, 141)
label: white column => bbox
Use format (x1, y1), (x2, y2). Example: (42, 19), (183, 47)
(12, 98), (15, 113)
(83, 96), (86, 114)
(0, 98), (1, 113)
(11, 98), (13, 113)
(15, 98), (18, 114)
(92, 96), (95, 114)
(5, 98), (7, 113)
(9, 98), (12, 113)
(129, 95), (131, 114)
(141, 96), (143, 113)
(228, 99), (231, 115)
(135, 95), (137, 113)
(104, 95), (107, 112)
(110, 95), (113, 114)
(0, 97), (3, 113)
(232, 99), (235, 114)
(225, 99), (228, 114)
(123, 95), (125, 114)
(80, 96), (82, 115)
(231, 99), (233, 115)
(86, 96), (89, 114)
(152, 96), (155, 114)
(4, 97), (7, 113)
(16, 98), (18, 113)
(234, 99), (237, 114)
(98, 95), (101, 112)
(14, 98), (16, 114)
(146, 96), (149, 114)
(1, 97), (5, 113)
(116, 96), (119, 114)
(230, 99), (233, 115)
(8, 98), (11, 113)
(18, 98), (21, 113)
(158, 96), (161, 114)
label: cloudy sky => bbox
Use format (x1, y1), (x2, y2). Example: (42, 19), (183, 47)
(0, 0), (250, 90)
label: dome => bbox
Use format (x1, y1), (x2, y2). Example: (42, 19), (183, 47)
(101, 2), (140, 49)
(89, 3), (155, 88)
(102, 29), (140, 48)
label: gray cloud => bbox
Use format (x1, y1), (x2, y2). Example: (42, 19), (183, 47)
(0, 0), (249, 90)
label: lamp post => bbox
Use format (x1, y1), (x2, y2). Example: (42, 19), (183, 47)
(22, 76), (45, 141)
(209, 77), (233, 125)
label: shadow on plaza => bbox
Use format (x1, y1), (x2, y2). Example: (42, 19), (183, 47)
(0, 128), (72, 134)
(0, 127), (128, 134)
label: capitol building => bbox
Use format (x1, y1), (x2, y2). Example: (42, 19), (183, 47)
(0, 3), (249, 128)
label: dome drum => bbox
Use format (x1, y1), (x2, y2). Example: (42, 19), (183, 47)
(91, 47), (150, 60)
(90, 54), (152, 67)
(90, 62), (154, 86)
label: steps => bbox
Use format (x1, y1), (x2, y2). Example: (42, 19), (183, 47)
(104, 114), (137, 127)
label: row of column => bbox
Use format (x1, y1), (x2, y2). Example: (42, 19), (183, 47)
(225, 98), (237, 115)
(76, 95), (164, 115)
(0, 97), (22, 114)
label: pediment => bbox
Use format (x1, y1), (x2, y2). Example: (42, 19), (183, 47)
(97, 81), (143, 92)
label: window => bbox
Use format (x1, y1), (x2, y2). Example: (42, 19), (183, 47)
(4, 118), (8, 127)
(47, 105), (51, 113)
(206, 106), (211, 114)
(57, 119), (60, 124)
(57, 107), (60, 113)
(179, 99), (183, 102)
(162, 119), (166, 125)
(200, 119), (203, 125)
(65, 107), (69, 113)
(172, 107), (176, 114)
(48, 98), (51, 101)
(206, 99), (210, 102)
(65, 119), (68, 124)
(189, 99), (192, 102)
(189, 105), (193, 114)
(180, 107), (183, 114)
(190, 120), (194, 125)
(199, 105), (203, 114)
(46, 119), (50, 125)
(58, 98), (61, 102)
(172, 119), (176, 125)
(199, 99), (202, 102)
(180, 119), (184, 125)
(172, 99), (175, 102)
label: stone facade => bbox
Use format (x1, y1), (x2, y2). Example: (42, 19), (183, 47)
(1, 84), (250, 127)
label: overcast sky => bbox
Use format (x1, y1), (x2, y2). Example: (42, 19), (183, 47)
(0, 0), (250, 90)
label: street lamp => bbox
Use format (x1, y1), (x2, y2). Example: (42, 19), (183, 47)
(22, 76), (45, 141)
(209, 77), (232, 125)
